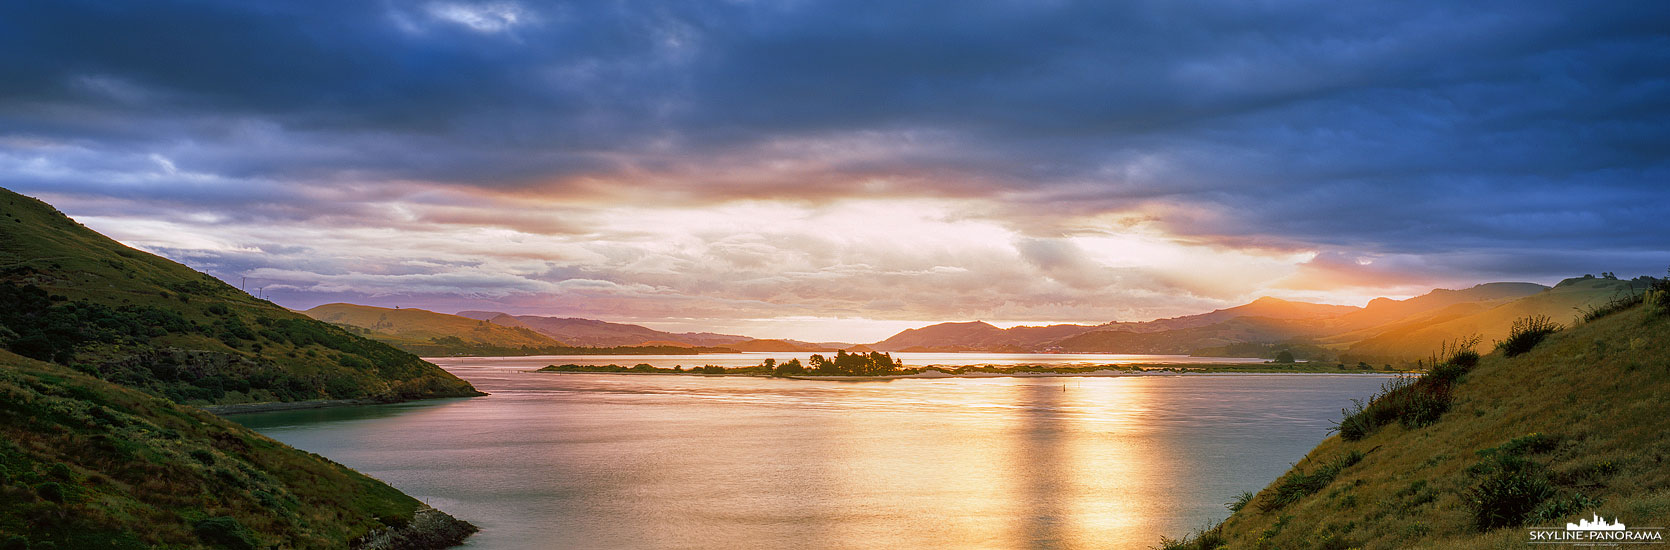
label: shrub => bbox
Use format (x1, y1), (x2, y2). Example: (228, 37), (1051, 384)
(1649, 271), (1670, 316)
(193, 517), (258, 550)
(2, 535), (27, 550)
(1495, 315), (1562, 358)
(35, 481), (64, 502)
(1336, 374), (1453, 440)
(1469, 454), (1555, 530)
(1579, 292), (1643, 323)
(1497, 432), (1559, 456)
(1153, 526), (1225, 550)
(1227, 490), (1255, 513)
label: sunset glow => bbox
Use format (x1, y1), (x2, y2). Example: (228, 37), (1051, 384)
(5, 1), (1666, 342)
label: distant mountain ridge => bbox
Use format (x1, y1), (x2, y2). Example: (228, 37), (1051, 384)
(860, 280), (1653, 364)
(1100, 296), (1362, 334)
(310, 275), (1644, 365)
(456, 311), (752, 347)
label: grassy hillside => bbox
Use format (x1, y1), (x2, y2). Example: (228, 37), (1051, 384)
(305, 303), (566, 349)
(0, 350), (475, 549)
(1329, 283), (1547, 333)
(1163, 297), (1670, 549)
(309, 304), (738, 356)
(1341, 276), (1648, 363)
(0, 188), (480, 406)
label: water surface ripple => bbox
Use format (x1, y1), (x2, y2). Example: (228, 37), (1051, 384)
(234, 358), (1389, 550)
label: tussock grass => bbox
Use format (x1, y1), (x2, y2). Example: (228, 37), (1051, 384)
(1335, 338), (1481, 441)
(1495, 314), (1562, 358)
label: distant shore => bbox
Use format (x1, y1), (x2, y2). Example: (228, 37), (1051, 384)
(202, 393), (484, 416)
(532, 363), (1407, 379)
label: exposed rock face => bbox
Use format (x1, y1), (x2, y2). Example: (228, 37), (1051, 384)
(354, 507), (479, 550)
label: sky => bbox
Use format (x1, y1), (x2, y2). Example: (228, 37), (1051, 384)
(2, 1), (1667, 342)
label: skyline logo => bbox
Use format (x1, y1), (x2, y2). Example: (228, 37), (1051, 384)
(1528, 512), (1664, 545)
(1568, 514), (1627, 532)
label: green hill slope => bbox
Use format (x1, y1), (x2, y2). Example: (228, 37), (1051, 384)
(0, 349), (475, 549)
(1327, 283), (1548, 334)
(1166, 298), (1670, 549)
(0, 188), (480, 405)
(304, 303), (567, 352)
(1342, 276), (1648, 363)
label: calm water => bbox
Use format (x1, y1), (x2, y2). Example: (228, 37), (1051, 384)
(456, 352), (1268, 370)
(234, 361), (1388, 550)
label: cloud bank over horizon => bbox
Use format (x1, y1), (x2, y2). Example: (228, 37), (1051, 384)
(3, 1), (1667, 341)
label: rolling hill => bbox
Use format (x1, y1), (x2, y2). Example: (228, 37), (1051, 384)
(0, 188), (481, 406)
(1166, 290), (1670, 549)
(1340, 276), (1650, 362)
(456, 312), (751, 348)
(870, 321), (1094, 352)
(1329, 282), (1547, 332)
(0, 187), (481, 547)
(305, 304), (567, 353)
(726, 339), (838, 352)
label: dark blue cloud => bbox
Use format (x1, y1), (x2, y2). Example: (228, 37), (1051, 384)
(2, 0), (1668, 279)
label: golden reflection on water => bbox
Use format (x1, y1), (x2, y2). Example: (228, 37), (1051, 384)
(802, 378), (1164, 549)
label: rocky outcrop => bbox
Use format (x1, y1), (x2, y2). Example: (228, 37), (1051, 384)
(354, 506), (479, 550)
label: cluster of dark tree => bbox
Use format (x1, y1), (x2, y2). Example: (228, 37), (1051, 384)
(765, 350), (904, 376)
(0, 283), (193, 363)
(540, 351), (907, 377)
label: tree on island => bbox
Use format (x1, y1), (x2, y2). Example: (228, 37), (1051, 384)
(800, 350), (904, 376)
(771, 358), (805, 376)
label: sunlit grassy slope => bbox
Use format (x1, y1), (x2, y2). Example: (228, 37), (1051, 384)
(1186, 302), (1670, 549)
(1340, 277), (1645, 362)
(0, 350), (474, 549)
(0, 187), (480, 405)
(304, 303), (567, 349)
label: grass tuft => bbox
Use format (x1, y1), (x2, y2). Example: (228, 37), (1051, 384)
(1495, 315), (1562, 358)
(1151, 525), (1225, 550)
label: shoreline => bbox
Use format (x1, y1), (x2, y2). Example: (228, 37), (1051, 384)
(201, 398), (384, 415)
(529, 367), (1407, 380)
(201, 392), (486, 416)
